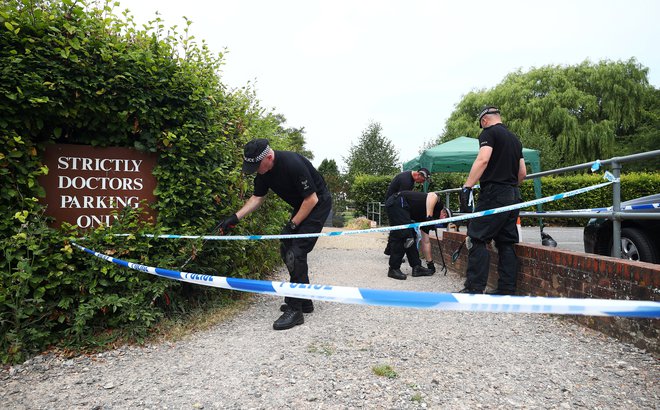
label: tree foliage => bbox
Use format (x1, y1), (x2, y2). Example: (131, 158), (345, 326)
(317, 158), (349, 215)
(440, 59), (659, 170)
(344, 121), (400, 182)
(247, 111), (313, 159)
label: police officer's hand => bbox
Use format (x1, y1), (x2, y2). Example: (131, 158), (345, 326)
(459, 187), (473, 213)
(281, 219), (299, 235)
(218, 214), (239, 234)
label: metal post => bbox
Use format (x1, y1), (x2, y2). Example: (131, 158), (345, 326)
(611, 160), (622, 258)
(367, 202), (383, 227)
(379, 203), (384, 226)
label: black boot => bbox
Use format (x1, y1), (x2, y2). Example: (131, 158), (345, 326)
(458, 287), (484, 294)
(273, 309), (304, 330)
(387, 268), (406, 280)
(426, 262), (436, 274)
(486, 289), (516, 296)
(280, 303), (314, 313)
(411, 265), (434, 277)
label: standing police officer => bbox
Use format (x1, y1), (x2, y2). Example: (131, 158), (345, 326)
(459, 106), (527, 295)
(218, 139), (332, 330)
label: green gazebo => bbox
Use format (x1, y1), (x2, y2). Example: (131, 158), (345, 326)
(403, 136), (543, 203)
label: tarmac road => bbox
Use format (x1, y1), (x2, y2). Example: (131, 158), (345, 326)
(519, 226), (585, 253)
(446, 225), (586, 253)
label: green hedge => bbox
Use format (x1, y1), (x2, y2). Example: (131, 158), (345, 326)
(350, 171), (660, 227)
(519, 172), (660, 225)
(0, 1), (288, 363)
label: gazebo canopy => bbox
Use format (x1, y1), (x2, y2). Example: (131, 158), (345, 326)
(403, 136), (543, 206)
(403, 136), (541, 174)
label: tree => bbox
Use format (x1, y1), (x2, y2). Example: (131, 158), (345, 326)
(272, 113), (313, 160)
(439, 59), (659, 170)
(318, 158), (348, 211)
(243, 109), (313, 159)
(318, 158), (340, 179)
(344, 121), (399, 182)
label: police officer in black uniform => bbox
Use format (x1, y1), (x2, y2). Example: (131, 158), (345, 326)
(458, 106), (527, 295)
(218, 138), (332, 330)
(385, 190), (440, 280)
(383, 168), (430, 258)
(385, 168), (430, 201)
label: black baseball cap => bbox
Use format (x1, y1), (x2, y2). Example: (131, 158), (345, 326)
(242, 138), (270, 174)
(418, 168), (431, 180)
(477, 105), (500, 128)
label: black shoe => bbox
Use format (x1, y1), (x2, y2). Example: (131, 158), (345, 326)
(486, 289), (516, 296)
(273, 309), (304, 330)
(280, 303), (314, 313)
(387, 268), (406, 280)
(458, 288), (483, 294)
(411, 265), (434, 277)
(426, 262), (436, 274)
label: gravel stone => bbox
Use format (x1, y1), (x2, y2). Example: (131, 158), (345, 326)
(0, 230), (658, 409)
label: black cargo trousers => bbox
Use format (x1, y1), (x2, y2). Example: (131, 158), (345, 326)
(464, 183), (521, 292)
(384, 193), (422, 269)
(280, 191), (332, 311)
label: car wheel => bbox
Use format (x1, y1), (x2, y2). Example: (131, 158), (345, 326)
(612, 227), (659, 263)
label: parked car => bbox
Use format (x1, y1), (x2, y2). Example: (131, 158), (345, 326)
(583, 194), (660, 263)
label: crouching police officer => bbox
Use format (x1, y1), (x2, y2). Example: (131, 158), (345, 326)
(217, 139), (331, 330)
(385, 190), (445, 280)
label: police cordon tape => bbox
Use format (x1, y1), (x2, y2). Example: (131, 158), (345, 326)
(114, 178), (616, 241)
(70, 242), (660, 319)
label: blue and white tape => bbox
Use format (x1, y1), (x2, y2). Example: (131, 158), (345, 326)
(71, 242), (660, 319)
(115, 180), (614, 241)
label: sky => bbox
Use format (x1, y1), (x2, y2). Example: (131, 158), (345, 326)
(115, 0), (660, 169)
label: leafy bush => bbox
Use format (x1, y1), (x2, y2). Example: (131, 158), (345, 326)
(350, 175), (392, 218)
(349, 169), (660, 228)
(519, 172), (660, 226)
(0, 0), (290, 363)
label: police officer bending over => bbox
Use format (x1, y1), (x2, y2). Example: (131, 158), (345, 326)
(218, 139), (332, 330)
(385, 190), (443, 280)
(459, 106), (526, 295)
(383, 168), (431, 262)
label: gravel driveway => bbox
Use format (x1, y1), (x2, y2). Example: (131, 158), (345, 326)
(1, 229), (658, 409)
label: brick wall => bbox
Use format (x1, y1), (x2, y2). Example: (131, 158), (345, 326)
(431, 230), (659, 356)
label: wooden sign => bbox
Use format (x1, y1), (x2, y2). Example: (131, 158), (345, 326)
(38, 144), (158, 229)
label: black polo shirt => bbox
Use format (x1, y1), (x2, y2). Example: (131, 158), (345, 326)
(385, 171), (415, 200)
(253, 150), (328, 210)
(478, 123), (523, 186)
(399, 191), (443, 221)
